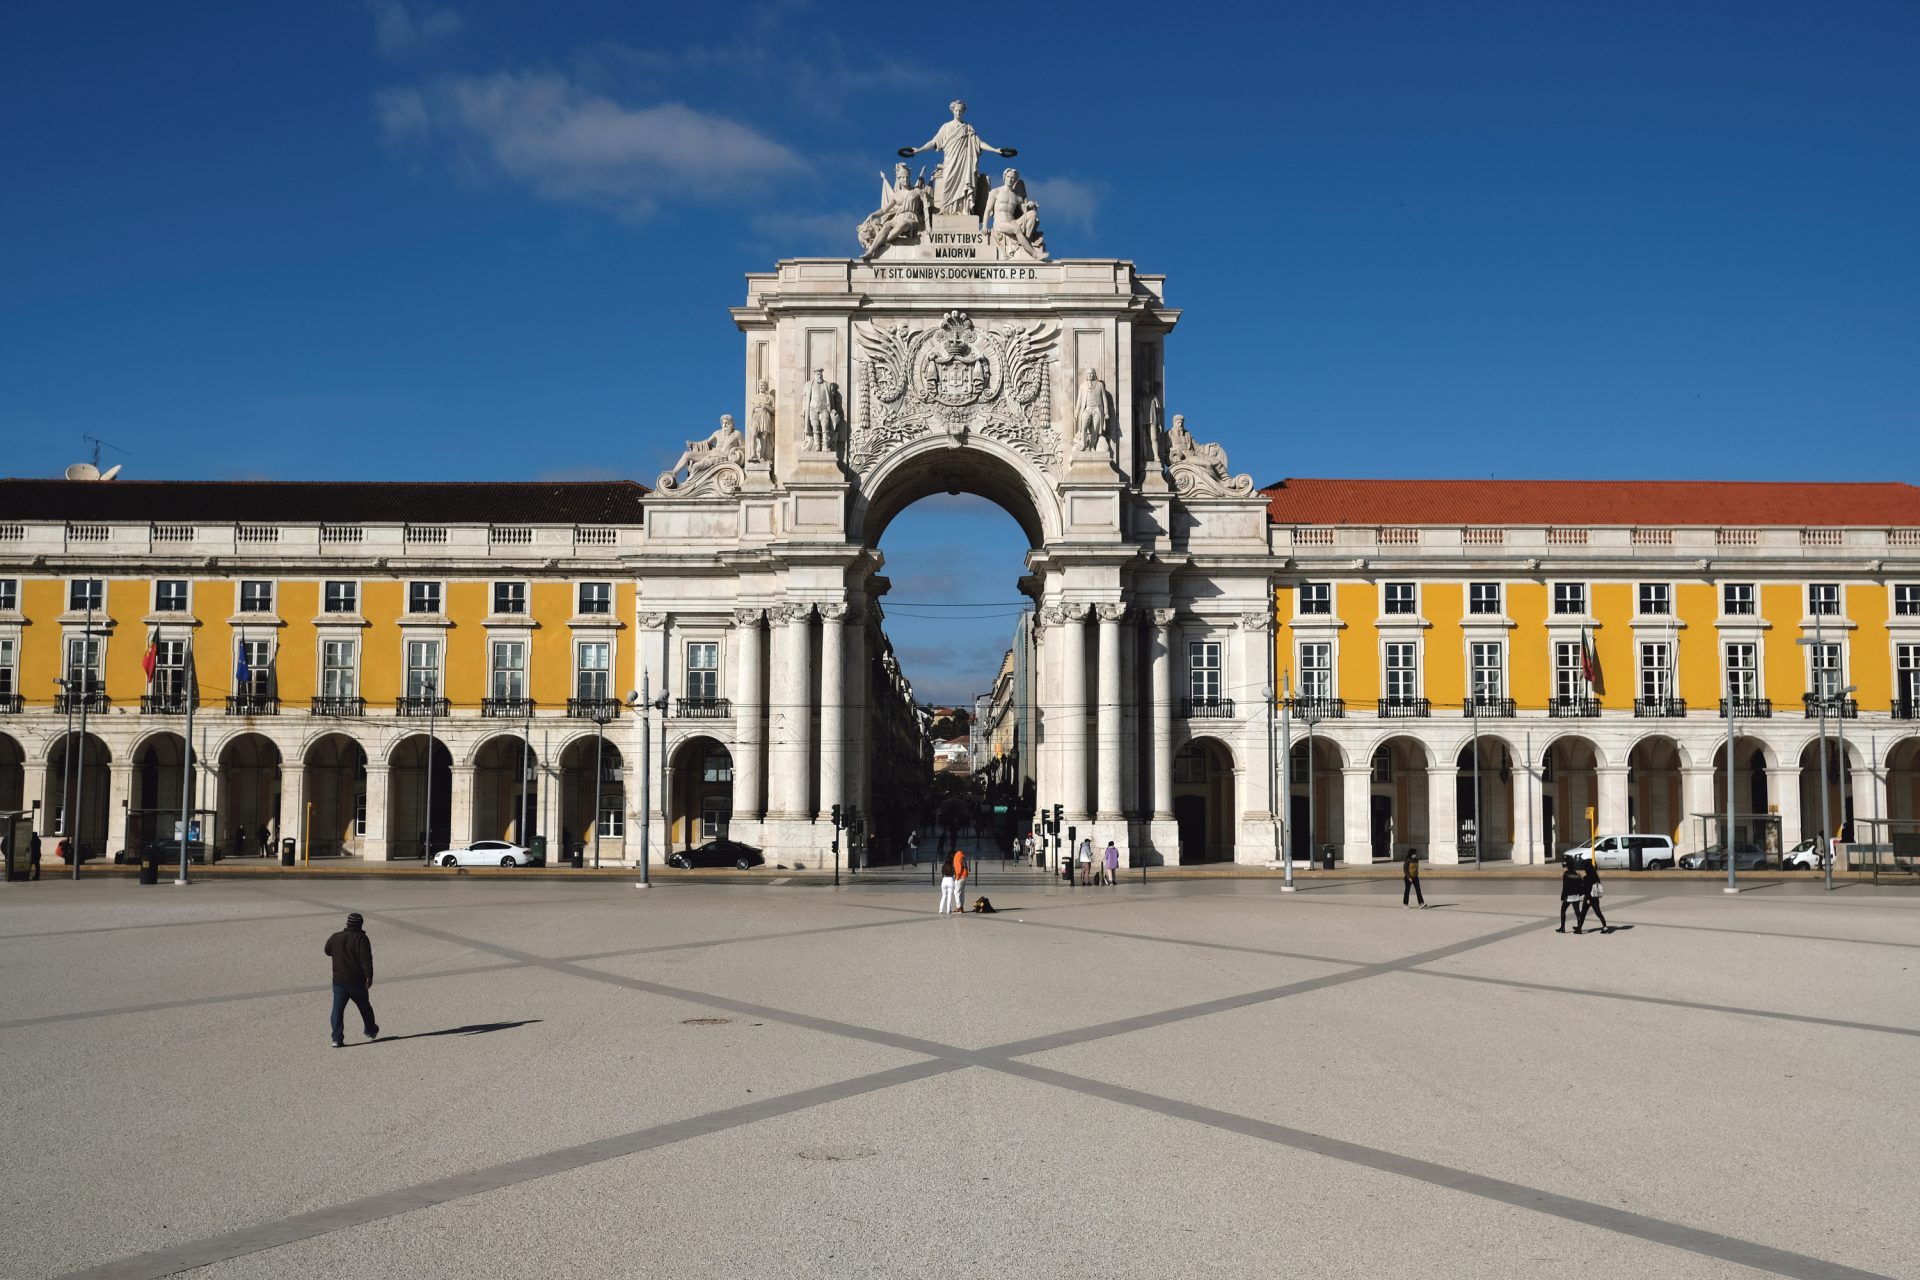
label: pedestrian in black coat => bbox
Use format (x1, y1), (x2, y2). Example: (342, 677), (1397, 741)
(1402, 851), (1426, 908)
(28, 831), (41, 880)
(1577, 864), (1610, 933)
(1558, 860), (1585, 933)
(324, 912), (380, 1047)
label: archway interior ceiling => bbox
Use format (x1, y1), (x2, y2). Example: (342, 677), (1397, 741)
(862, 449), (1046, 552)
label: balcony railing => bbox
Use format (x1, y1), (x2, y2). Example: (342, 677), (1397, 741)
(1803, 694), (1859, 720)
(568, 696), (621, 722)
(675, 697), (733, 719)
(55, 692), (109, 714)
(1285, 696), (1345, 722)
(310, 695), (365, 717)
(1378, 696), (1430, 718)
(1719, 697), (1772, 719)
(0, 692), (21, 714)
(1462, 697), (1516, 718)
(1549, 696), (1600, 718)
(1179, 696), (1235, 719)
(226, 694), (278, 716)
(482, 696), (536, 718)
(1895, 698), (1919, 721)
(141, 691), (197, 715)
(396, 695), (450, 718)
(1634, 696), (1687, 718)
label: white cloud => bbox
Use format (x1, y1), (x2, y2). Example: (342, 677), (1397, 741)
(1027, 176), (1102, 231)
(369, 1), (463, 59)
(378, 72), (806, 218)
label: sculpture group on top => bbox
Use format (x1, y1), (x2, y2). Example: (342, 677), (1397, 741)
(659, 414), (747, 496)
(857, 101), (1048, 262)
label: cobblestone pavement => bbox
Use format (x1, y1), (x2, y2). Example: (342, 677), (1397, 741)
(3, 875), (1916, 1279)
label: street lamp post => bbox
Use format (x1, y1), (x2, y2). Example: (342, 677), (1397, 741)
(175, 636), (196, 885)
(1297, 693), (1326, 871)
(631, 677), (653, 888)
(1830, 683), (1856, 893)
(60, 601), (108, 881)
(1725, 698), (1738, 894)
(1279, 672), (1293, 892)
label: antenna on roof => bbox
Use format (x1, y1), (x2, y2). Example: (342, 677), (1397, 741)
(68, 435), (128, 481)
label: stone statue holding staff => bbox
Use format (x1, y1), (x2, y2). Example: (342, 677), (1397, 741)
(900, 99), (1016, 218)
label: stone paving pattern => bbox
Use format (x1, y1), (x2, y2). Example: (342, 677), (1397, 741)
(2, 874), (1916, 1279)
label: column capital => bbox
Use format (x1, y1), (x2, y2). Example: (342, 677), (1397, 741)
(817, 603), (849, 623)
(1150, 607), (1177, 628)
(1239, 611), (1273, 634)
(770, 602), (814, 625)
(732, 607), (765, 627)
(1095, 602), (1128, 624)
(637, 611), (668, 630)
(1060, 602), (1092, 623)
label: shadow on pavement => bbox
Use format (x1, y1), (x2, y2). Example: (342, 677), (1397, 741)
(368, 1019), (543, 1044)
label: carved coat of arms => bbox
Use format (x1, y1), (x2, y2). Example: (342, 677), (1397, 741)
(851, 311), (1056, 474)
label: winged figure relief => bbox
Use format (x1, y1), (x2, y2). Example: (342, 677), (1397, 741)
(997, 322), (1055, 409)
(853, 321), (928, 404)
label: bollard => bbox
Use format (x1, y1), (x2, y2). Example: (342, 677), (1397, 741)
(138, 856), (159, 886)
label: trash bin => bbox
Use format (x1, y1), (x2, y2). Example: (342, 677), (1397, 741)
(281, 838), (296, 867)
(138, 855), (159, 885)
(1320, 845), (1335, 870)
(570, 844), (584, 869)
(530, 835), (548, 867)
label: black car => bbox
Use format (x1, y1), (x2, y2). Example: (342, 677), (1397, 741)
(666, 839), (764, 870)
(120, 838), (218, 866)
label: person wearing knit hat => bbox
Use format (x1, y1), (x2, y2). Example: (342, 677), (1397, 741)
(323, 911), (380, 1047)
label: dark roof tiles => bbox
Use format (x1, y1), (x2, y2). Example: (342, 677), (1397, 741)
(0, 478), (649, 524)
(1261, 478), (1920, 527)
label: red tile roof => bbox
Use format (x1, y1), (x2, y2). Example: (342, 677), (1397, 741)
(0, 478), (649, 524)
(1261, 478), (1920, 527)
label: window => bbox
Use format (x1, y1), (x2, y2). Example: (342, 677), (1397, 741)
(687, 642), (719, 699)
(408, 581), (441, 615)
(1895, 584), (1920, 617)
(1297, 582), (1331, 616)
(1383, 583), (1416, 615)
(596, 792), (625, 838)
(1552, 582), (1587, 616)
(491, 641), (526, 701)
(1384, 642), (1417, 701)
(354, 791), (368, 837)
(1724, 643), (1758, 700)
(155, 580), (189, 613)
(492, 581), (527, 615)
(152, 639), (187, 698)
(1722, 583), (1755, 616)
(1808, 642), (1843, 700)
(321, 641), (357, 698)
(239, 580), (274, 613)
(0, 578), (16, 611)
(1554, 642), (1587, 700)
(66, 636), (103, 693)
(578, 582), (612, 615)
(1808, 583), (1840, 617)
(1188, 641), (1221, 702)
(405, 640), (441, 698)
(576, 642), (610, 699)
(1370, 747), (1393, 782)
(0, 638), (15, 700)
(1173, 744), (1207, 784)
(1637, 583), (1670, 616)
(323, 581), (357, 614)
(700, 803), (728, 841)
(1898, 645), (1920, 706)
(1639, 642), (1673, 700)
(1298, 642), (1332, 698)
(69, 579), (104, 612)
(238, 639), (273, 698)
(1468, 582), (1501, 615)
(1469, 642), (1504, 701)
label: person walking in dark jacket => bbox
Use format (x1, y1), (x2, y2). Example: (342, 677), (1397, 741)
(1558, 859), (1585, 933)
(28, 831), (41, 880)
(324, 912), (380, 1047)
(1576, 863), (1611, 934)
(1402, 851), (1426, 908)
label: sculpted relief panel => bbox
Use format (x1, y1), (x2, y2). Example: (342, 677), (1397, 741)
(850, 310), (1058, 475)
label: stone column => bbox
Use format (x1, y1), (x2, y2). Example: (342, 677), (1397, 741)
(1428, 759), (1459, 864)
(1150, 609), (1175, 821)
(449, 754), (476, 848)
(1341, 764), (1373, 865)
(731, 608), (766, 822)
(106, 762), (133, 861)
(1597, 765), (1630, 837)
(1096, 603), (1125, 822)
(1768, 766), (1803, 845)
(845, 605), (868, 827)
(363, 763), (391, 861)
(277, 759), (304, 862)
(21, 758), (47, 838)
(765, 603), (813, 820)
(1240, 611), (1276, 846)
(1057, 604), (1091, 821)
(1681, 765), (1716, 854)
(817, 603), (847, 822)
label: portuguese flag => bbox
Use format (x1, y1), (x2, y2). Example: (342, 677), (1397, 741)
(141, 629), (158, 682)
(1580, 625), (1603, 695)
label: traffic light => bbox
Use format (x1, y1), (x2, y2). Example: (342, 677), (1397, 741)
(1052, 803), (1063, 828)
(831, 803), (843, 829)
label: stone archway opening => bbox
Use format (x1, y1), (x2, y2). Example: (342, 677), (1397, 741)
(667, 736), (733, 852)
(217, 733), (282, 857)
(45, 732), (111, 861)
(1710, 737), (1774, 853)
(1541, 736), (1601, 853)
(1368, 738), (1430, 863)
(302, 734), (365, 858)
(557, 736), (622, 864)
(0, 732), (23, 813)
(471, 734), (538, 846)
(1627, 736), (1685, 842)
(1456, 736), (1516, 862)
(1172, 737), (1235, 864)
(129, 733), (188, 854)
(1289, 737), (1345, 863)
(388, 735), (452, 860)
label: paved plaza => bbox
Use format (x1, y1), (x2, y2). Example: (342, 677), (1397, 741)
(2, 873), (1917, 1279)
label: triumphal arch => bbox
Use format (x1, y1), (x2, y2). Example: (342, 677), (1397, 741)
(643, 103), (1277, 865)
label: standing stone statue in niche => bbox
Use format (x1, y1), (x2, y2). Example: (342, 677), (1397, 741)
(802, 368), (845, 453)
(1137, 382), (1165, 474)
(1073, 369), (1113, 456)
(984, 168), (1047, 261)
(857, 162), (931, 259)
(746, 378), (775, 463)
(659, 414), (746, 493)
(899, 99), (1016, 218)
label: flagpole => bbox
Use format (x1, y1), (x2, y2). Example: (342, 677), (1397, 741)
(177, 634), (194, 885)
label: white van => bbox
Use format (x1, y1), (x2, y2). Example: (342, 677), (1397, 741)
(1568, 834), (1675, 870)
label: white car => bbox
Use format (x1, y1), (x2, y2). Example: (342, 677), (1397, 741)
(1781, 837), (1827, 871)
(1563, 834), (1676, 871)
(438, 840), (536, 868)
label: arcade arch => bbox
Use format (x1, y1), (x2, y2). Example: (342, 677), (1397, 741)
(0, 733), (22, 813)
(667, 735), (734, 851)
(302, 734), (365, 858)
(471, 734), (537, 846)
(388, 735), (452, 860)
(45, 733), (110, 858)
(216, 733), (281, 857)
(1172, 736), (1235, 863)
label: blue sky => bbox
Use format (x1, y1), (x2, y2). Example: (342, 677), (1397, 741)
(4, 1), (1916, 702)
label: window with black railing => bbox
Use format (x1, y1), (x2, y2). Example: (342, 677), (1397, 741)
(1286, 696), (1345, 721)
(1802, 693), (1858, 719)
(226, 692), (278, 715)
(1179, 696), (1235, 718)
(568, 696), (620, 721)
(396, 694), (449, 717)
(1634, 696), (1686, 718)
(675, 697), (731, 718)
(1548, 696), (1599, 718)
(1719, 697), (1772, 719)
(1379, 696), (1431, 718)
(1462, 696), (1515, 717)
(309, 695), (365, 717)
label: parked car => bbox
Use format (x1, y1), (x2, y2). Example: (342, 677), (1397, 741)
(1564, 834), (1676, 870)
(666, 839), (764, 870)
(121, 838), (217, 866)
(437, 840), (536, 868)
(1679, 842), (1768, 871)
(1781, 837), (1827, 871)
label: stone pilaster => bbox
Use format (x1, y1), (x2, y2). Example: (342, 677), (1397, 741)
(1095, 603), (1125, 821)
(817, 603), (847, 822)
(1150, 609), (1175, 821)
(1597, 765), (1630, 838)
(1341, 765), (1373, 865)
(732, 608), (766, 822)
(1058, 604), (1090, 822)
(1428, 759), (1459, 864)
(1681, 766), (1716, 853)
(363, 763), (391, 861)
(765, 603), (813, 821)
